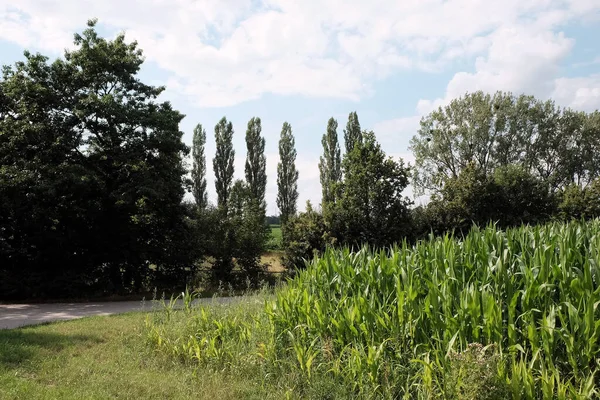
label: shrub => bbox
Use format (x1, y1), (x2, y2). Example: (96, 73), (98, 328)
(281, 201), (327, 270)
(558, 178), (600, 220)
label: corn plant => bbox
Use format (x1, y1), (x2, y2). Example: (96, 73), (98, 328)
(268, 219), (600, 398)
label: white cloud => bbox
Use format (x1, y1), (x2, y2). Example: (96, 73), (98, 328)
(552, 75), (600, 111)
(371, 115), (422, 148)
(2, 0), (598, 107)
(445, 28), (574, 100)
(373, 2), (600, 154)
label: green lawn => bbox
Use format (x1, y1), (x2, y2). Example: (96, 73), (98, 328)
(0, 309), (290, 400)
(266, 224), (282, 250)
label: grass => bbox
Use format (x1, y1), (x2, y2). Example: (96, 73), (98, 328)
(144, 291), (356, 399)
(0, 304), (295, 400)
(266, 224), (282, 251)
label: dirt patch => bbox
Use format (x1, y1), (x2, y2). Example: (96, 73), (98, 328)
(261, 251), (285, 273)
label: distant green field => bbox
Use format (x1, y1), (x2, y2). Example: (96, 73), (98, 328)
(267, 224), (282, 250)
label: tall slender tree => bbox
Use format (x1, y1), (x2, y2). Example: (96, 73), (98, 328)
(213, 117), (235, 211)
(277, 122), (299, 225)
(245, 117), (267, 214)
(344, 111), (362, 154)
(192, 123), (208, 209)
(319, 117), (342, 205)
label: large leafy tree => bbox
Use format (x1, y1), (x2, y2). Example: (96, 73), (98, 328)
(0, 19), (193, 297)
(276, 122), (299, 225)
(409, 91), (600, 195)
(343, 111), (362, 154)
(192, 123), (208, 209)
(213, 116), (235, 211)
(244, 117), (267, 215)
(0, 52), (93, 297)
(319, 117), (342, 206)
(329, 131), (413, 248)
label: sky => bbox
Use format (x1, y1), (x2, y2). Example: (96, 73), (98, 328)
(1, 0), (599, 215)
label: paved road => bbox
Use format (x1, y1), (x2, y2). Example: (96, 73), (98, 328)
(0, 297), (233, 330)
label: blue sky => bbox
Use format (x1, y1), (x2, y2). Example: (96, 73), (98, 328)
(1, 0), (599, 214)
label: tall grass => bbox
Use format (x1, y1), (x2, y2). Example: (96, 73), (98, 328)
(147, 220), (600, 399)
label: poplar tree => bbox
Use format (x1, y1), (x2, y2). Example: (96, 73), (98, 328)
(277, 122), (299, 224)
(192, 123), (208, 209)
(318, 117), (342, 205)
(344, 111), (362, 154)
(213, 117), (235, 211)
(245, 117), (267, 215)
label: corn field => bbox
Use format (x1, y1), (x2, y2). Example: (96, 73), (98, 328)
(147, 220), (600, 399)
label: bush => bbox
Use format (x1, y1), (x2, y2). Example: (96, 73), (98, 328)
(325, 130), (413, 248)
(558, 178), (600, 220)
(493, 165), (556, 227)
(281, 201), (327, 270)
(419, 164), (557, 237)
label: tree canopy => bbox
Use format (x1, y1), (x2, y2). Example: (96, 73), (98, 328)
(2, 21), (600, 293)
(213, 116), (235, 211)
(245, 117), (267, 216)
(410, 91), (600, 194)
(0, 19), (193, 297)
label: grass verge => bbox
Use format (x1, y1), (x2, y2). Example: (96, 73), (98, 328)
(0, 302), (291, 400)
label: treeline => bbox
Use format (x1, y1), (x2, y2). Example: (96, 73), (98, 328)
(2, 21), (600, 298)
(283, 91), (600, 269)
(185, 116), (298, 283)
(0, 21), (298, 298)
(411, 91), (600, 231)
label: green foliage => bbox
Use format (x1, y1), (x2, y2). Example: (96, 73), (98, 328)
(0, 19), (194, 298)
(558, 178), (600, 220)
(146, 295), (270, 371)
(229, 180), (270, 276)
(282, 201), (327, 270)
(421, 164), (556, 236)
(149, 220), (600, 398)
(270, 219), (600, 398)
(492, 164), (557, 226)
(213, 116), (235, 211)
(146, 290), (357, 399)
(266, 225), (283, 251)
(319, 117), (342, 206)
(410, 91), (600, 194)
(266, 215), (281, 225)
(446, 344), (510, 400)
(244, 117), (267, 216)
(192, 123), (208, 209)
(343, 111), (362, 154)
(276, 122), (299, 225)
(328, 130), (413, 248)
